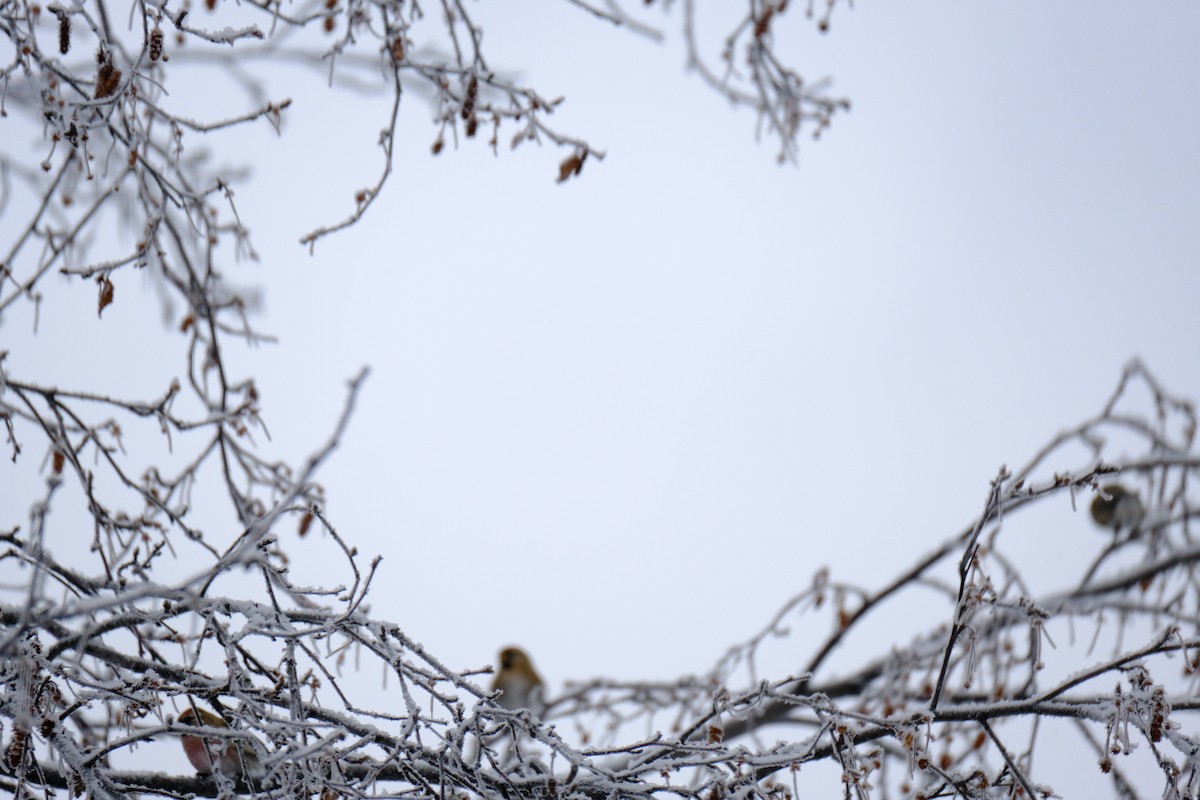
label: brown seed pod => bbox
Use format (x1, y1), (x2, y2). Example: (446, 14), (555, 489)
(57, 11), (70, 54)
(7, 729), (27, 769)
(556, 151), (586, 183)
(461, 74), (478, 120)
(93, 52), (121, 99)
(97, 275), (114, 315)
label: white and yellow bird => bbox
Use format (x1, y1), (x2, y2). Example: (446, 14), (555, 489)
(491, 646), (545, 714)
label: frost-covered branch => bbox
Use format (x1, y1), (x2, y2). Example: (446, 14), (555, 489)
(4, 360), (1200, 797)
(3, 0), (1196, 796)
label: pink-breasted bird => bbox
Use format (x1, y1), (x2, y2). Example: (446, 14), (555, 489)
(178, 707), (264, 781)
(491, 647), (545, 713)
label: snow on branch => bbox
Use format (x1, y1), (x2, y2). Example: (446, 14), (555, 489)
(2, 0), (1195, 796)
(4, 350), (1200, 797)
(0, 0), (847, 287)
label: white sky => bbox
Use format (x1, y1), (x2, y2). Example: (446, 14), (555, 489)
(3, 2), (1200, 781)
(241, 0), (1198, 682)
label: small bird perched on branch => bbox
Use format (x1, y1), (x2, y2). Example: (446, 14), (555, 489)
(1090, 482), (1145, 535)
(177, 707), (264, 781)
(491, 646), (545, 713)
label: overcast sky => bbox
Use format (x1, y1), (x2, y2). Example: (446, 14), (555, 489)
(4, 0), (1199, 737)
(250, 0), (1199, 682)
